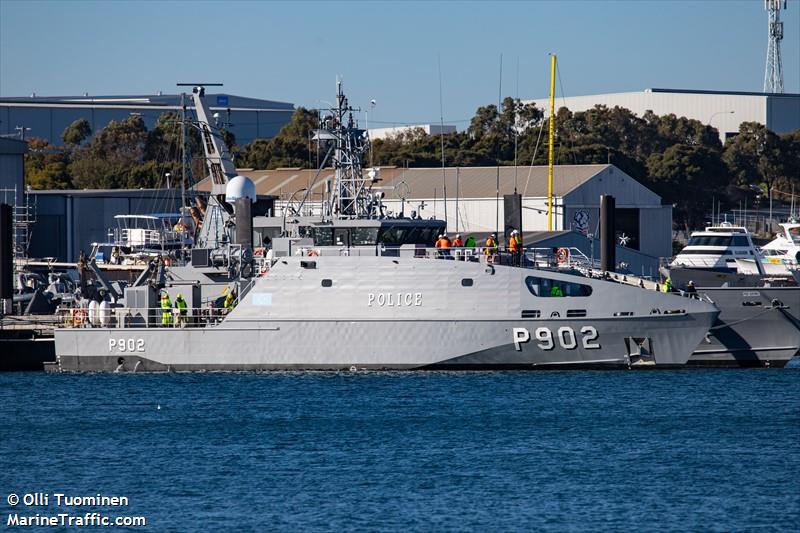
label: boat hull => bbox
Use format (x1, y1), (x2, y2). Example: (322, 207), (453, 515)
(52, 256), (720, 372)
(689, 287), (800, 368)
(53, 312), (717, 372)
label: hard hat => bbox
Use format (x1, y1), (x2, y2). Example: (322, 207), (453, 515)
(456, 234), (461, 238)
(688, 280), (694, 285)
(491, 233), (496, 238)
(177, 293), (183, 298)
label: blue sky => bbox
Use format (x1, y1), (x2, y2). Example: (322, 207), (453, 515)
(1, 0), (798, 128)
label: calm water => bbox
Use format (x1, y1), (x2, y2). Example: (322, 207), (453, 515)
(1, 370), (799, 532)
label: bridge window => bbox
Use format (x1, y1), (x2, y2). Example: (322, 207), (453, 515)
(311, 227), (334, 246)
(525, 276), (592, 298)
(352, 227), (379, 245)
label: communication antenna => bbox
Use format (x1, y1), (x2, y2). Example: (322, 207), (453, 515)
(764, 0), (787, 93)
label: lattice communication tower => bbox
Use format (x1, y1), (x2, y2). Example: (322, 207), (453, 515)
(764, 0), (787, 93)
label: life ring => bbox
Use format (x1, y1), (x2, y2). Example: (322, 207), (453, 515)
(556, 248), (569, 264)
(307, 249), (318, 257)
(254, 247), (265, 257)
(259, 262), (269, 276)
(72, 308), (87, 327)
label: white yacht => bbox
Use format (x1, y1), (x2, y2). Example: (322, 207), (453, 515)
(760, 219), (800, 267)
(670, 223), (761, 273)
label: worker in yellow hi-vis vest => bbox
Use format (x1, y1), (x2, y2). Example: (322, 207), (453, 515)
(160, 292), (173, 327)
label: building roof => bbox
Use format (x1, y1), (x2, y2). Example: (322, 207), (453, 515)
(195, 164), (613, 200)
(28, 188), (174, 197)
(0, 93), (294, 111)
(647, 88), (800, 98)
(530, 88), (800, 100)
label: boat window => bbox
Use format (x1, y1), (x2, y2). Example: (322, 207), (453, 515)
(461, 278), (473, 287)
(566, 309), (587, 317)
(311, 227), (334, 246)
(679, 249), (732, 255)
(789, 227), (800, 244)
(377, 225), (444, 246)
(687, 236), (733, 247)
(378, 226), (408, 245)
(731, 236), (750, 247)
(525, 276), (592, 297)
(415, 227), (438, 245)
(521, 310), (540, 318)
(321, 279), (333, 287)
(352, 227), (379, 245)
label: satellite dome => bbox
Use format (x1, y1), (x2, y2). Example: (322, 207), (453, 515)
(225, 175), (256, 203)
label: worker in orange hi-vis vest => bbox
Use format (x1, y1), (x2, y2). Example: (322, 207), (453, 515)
(484, 234), (498, 264)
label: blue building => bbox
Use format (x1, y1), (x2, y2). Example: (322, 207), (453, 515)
(0, 93), (295, 147)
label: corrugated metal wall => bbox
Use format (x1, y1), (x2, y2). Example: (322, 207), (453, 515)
(27, 191), (182, 262)
(524, 91), (792, 140)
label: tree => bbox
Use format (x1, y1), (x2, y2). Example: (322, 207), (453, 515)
(780, 130), (800, 193)
(69, 115), (154, 189)
(647, 144), (728, 227)
(24, 138), (72, 189)
(242, 107), (319, 169)
(722, 121), (792, 194)
(61, 118), (92, 146)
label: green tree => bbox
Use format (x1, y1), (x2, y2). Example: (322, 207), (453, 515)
(69, 115), (155, 189)
(242, 107), (319, 169)
(647, 144), (728, 227)
(61, 118), (92, 145)
(24, 138), (73, 189)
(722, 121), (792, 194)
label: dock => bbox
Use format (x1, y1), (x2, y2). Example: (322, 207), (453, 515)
(0, 316), (56, 371)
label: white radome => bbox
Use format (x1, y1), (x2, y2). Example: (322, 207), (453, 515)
(225, 175), (257, 203)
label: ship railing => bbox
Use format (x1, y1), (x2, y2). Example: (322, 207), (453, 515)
(115, 228), (188, 249)
(57, 306), (237, 329)
(288, 244), (598, 270)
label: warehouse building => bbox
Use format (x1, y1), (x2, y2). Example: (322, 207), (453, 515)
(0, 137), (26, 200)
(525, 88), (800, 142)
(0, 93), (295, 146)
(211, 163), (671, 271)
(368, 124), (457, 140)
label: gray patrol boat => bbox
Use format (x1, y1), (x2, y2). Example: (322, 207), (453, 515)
(51, 83), (718, 371)
(668, 228), (800, 367)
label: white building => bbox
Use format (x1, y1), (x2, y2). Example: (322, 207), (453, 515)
(368, 124), (457, 140)
(525, 88), (800, 142)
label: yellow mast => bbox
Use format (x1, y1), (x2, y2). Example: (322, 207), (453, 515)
(547, 54), (557, 231)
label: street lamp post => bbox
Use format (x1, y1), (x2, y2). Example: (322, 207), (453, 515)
(769, 187), (773, 232)
(708, 110), (735, 142)
(365, 99), (376, 168)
